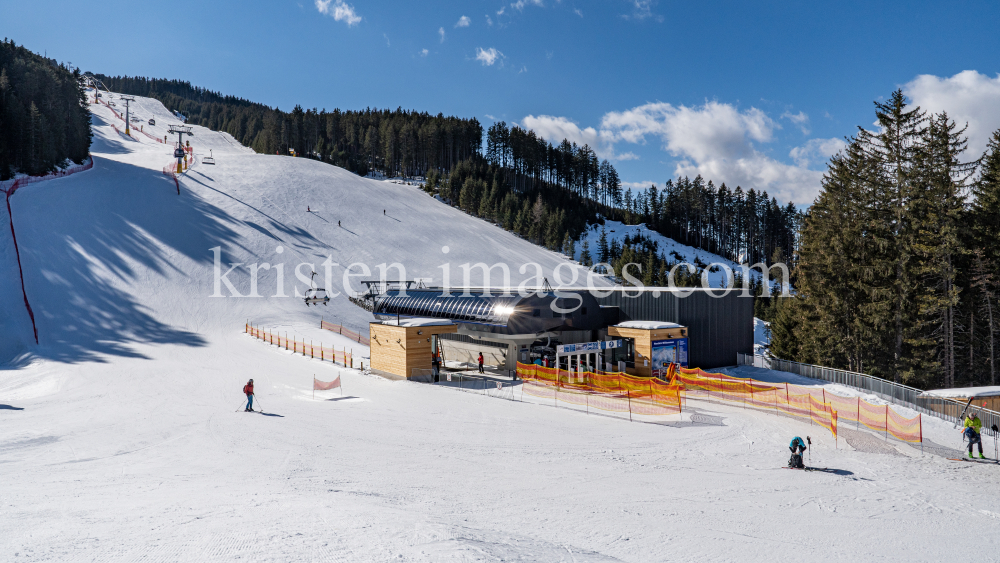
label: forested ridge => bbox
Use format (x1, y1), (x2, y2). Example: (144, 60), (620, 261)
(770, 90), (1000, 390)
(95, 74), (799, 282)
(0, 39), (91, 180)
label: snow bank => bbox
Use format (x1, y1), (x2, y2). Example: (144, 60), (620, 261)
(615, 320), (683, 330)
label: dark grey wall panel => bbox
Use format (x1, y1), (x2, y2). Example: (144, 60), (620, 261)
(594, 289), (753, 369)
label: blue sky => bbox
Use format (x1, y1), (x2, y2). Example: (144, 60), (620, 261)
(4, 0), (1000, 204)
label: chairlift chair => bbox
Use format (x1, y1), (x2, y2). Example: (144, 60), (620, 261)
(304, 271), (330, 306)
(148, 118), (155, 125)
(203, 150), (216, 165)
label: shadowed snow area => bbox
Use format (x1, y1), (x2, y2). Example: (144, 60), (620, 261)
(0, 94), (998, 561)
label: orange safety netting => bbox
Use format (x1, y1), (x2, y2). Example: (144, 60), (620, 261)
(247, 324), (353, 367)
(517, 363), (682, 416)
(674, 367), (922, 443)
(673, 367), (839, 440)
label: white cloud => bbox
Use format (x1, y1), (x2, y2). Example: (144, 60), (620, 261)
(486, 15), (493, 25)
(521, 115), (601, 149)
(475, 47), (504, 66)
(781, 110), (810, 134)
(420, 48), (429, 57)
(600, 101), (824, 203)
(600, 102), (776, 160)
(789, 138), (846, 167)
(574, 8), (583, 17)
(485, 114), (498, 121)
(623, 0), (663, 22)
(904, 70), (1000, 159)
(511, 0), (544, 11)
(455, 15), (471, 28)
(382, 33), (390, 47)
(438, 27), (445, 42)
(518, 65), (528, 74)
(622, 180), (659, 191)
(314, 0), (361, 26)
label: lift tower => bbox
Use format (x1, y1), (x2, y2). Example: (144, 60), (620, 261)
(120, 95), (135, 135)
(167, 125), (193, 174)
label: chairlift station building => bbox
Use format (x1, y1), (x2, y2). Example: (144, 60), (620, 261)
(367, 286), (753, 380)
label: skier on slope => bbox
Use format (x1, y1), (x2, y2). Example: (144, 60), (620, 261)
(788, 436), (807, 468)
(243, 378), (255, 412)
(963, 411), (986, 459)
(478, 352), (485, 374)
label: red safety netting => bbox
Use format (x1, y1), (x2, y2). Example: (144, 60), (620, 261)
(321, 320), (371, 346)
(247, 324), (353, 367)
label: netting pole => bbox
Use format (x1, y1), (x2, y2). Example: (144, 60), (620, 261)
(919, 414), (923, 454)
(627, 388), (633, 422)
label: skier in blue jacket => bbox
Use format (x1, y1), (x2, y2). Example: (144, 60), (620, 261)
(788, 437), (807, 468)
(789, 437), (807, 454)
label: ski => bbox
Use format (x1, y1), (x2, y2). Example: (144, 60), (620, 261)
(947, 457), (998, 464)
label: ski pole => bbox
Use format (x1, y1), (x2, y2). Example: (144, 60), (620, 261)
(252, 393), (264, 413)
(806, 436), (812, 464)
(235, 397), (248, 412)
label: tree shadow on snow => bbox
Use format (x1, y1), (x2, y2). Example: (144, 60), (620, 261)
(4, 158), (259, 366)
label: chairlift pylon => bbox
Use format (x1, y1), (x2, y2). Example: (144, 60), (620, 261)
(304, 271), (330, 307)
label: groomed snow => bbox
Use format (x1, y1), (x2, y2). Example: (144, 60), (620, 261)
(1, 92), (999, 562)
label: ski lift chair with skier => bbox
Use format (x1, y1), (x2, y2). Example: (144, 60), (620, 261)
(304, 271), (330, 307)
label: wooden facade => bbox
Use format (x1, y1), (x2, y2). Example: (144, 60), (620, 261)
(369, 322), (458, 379)
(607, 325), (687, 378)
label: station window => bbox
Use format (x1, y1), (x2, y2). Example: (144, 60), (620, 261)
(533, 309), (540, 317)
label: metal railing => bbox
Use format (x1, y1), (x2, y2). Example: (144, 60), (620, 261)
(738, 353), (999, 438)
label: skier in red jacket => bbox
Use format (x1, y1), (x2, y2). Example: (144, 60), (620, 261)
(243, 379), (255, 412)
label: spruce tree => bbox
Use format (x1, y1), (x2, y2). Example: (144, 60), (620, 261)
(905, 113), (974, 387)
(856, 89), (927, 382)
(579, 241), (592, 267)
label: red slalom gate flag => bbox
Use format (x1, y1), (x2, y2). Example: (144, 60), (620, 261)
(313, 374), (344, 400)
(314, 376), (341, 391)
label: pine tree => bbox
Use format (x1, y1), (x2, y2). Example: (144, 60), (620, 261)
(579, 240), (593, 267)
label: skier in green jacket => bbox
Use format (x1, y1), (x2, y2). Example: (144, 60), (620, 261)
(963, 412), (985, 459)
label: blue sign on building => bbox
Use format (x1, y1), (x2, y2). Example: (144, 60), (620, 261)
(650, 338), (689, 377)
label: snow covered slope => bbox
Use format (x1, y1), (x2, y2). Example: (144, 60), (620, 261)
(577, 220), (778, 289)
(1, 93), (999, 562)
(2, 91), (594, 365)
